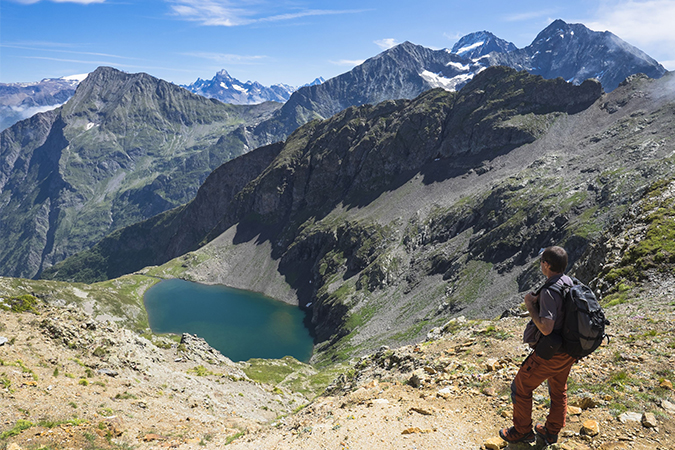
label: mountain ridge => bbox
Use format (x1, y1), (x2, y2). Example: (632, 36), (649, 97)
(0, 67), (281, 278)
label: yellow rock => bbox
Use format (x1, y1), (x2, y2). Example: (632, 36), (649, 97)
(567, 406), (582, 415)
(8, 444), (23, 450)
(483, 436), (507, 449)
(660, 379), (673, 390)
(401, 427), (432, 434)
(581, 419), (599, 436)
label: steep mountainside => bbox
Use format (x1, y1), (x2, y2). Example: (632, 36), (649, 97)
(486, 19), (667, 91)
(244, 41), (484, 148)
(48, 67), (647, 360)
(0, 67), (281, 279)
(45, 69), (675, 364)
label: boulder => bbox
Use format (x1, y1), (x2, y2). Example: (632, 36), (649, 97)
(581, 419), (599, 436)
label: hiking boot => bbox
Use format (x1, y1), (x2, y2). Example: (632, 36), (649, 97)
(534, 423), (558, 445)
(499, 426), (535, 444)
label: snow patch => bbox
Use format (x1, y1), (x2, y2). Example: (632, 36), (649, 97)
(232, 84), (247, 92)
(420, 70), (474, 91)
(86, 122), (96, 130)
(454, 41), (483, 55)
(446, 61), (469, 71)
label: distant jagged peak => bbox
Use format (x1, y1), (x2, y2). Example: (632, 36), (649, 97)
(451, 31), (517, 59)
(215, 69), (233, 79)
(531, 19), (596, 44)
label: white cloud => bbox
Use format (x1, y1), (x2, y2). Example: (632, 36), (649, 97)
(584, 0), (675, 47)
(374, 38), (399, 50)
(168, 0), (367, 27)
(10, 0), (105, 4)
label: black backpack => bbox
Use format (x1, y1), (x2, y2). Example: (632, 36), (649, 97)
(544, 277), (610, 360)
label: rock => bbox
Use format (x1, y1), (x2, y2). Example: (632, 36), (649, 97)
(409, 406), (433, 416)
(436, 387), (456, 399)
(408, 369), (428, 388)
(485, 359), (500, 372)
(575, 396), (597, 410)
(423, 366), (437, 375)
(97, 368), (118, 377)
(598, 443), (629, 450)
(662, 399), (675, 414)
(581, 419), (599, 436)
(484, 436), (507, 449)
(641, 412), (657, 427)
(0, 336), (8, 346)
(8, 443), (23, 450)
(660, 379), (673, 390)
(482, 387), (497, 397)
(143, 433), (167, 441)
(401, 427), (431, 434)
(618, 411), (642, 423)
(568, 406), (583, 415)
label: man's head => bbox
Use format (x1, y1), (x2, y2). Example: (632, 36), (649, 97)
(541, 246), (567, 274)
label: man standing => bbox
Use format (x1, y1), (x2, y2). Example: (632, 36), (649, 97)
(499, 246), (576, 446)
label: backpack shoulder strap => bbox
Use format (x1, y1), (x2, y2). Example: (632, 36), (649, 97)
(534, 276), (573, 297)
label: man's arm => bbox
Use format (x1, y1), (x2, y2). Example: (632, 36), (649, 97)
(524, 292), (555, 336)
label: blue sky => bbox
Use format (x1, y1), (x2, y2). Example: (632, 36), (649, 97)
(2, 0), (675, 87)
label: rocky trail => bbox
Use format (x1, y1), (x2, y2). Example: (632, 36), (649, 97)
(1, 276), (674, 450)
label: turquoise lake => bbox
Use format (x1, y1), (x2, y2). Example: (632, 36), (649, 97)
(143, 279), (313, 362)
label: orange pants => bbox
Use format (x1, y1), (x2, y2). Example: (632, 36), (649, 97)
(511, 351), (576, 435)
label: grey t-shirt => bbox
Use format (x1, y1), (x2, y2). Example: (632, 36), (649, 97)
(522, 274), (573, 345)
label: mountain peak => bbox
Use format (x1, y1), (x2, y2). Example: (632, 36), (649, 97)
(451, 31), (517, 59)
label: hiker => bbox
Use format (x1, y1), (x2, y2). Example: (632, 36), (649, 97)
(499, 246), (575, 446)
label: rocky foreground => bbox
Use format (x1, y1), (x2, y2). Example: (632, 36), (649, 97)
(1, 276), (674, 450)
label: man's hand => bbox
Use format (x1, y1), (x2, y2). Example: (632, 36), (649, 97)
(524, 292), (538, 309)
(524, 292), (555, 336)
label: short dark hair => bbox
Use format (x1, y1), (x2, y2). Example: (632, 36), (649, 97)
(542, 246), (568, 273)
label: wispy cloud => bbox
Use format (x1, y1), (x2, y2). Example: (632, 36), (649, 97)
(584, 0), (675, 47)
(167, 0), (367, 26)
(374, 38), (399, 50)
(503, 9), (559, 22)
(2, 43), (128, 59)
(183, 52), (267, 64)
(10, 0), (105, 4)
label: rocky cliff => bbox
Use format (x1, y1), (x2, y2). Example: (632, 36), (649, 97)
(0, 67), (280, 278)
(49, 67), (668, 365)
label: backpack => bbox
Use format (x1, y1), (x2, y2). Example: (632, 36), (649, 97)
(543, 277), (610, 360)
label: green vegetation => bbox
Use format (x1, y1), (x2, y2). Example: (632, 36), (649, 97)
(243, 356), (345, 398)
(0, 419), (34, 439)
(0, 294), (39, 314)
(187, 365), (216, 377)
(603, 179), (675, 289)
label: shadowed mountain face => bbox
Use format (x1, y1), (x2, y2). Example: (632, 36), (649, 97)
(0, 67), (281, 278)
